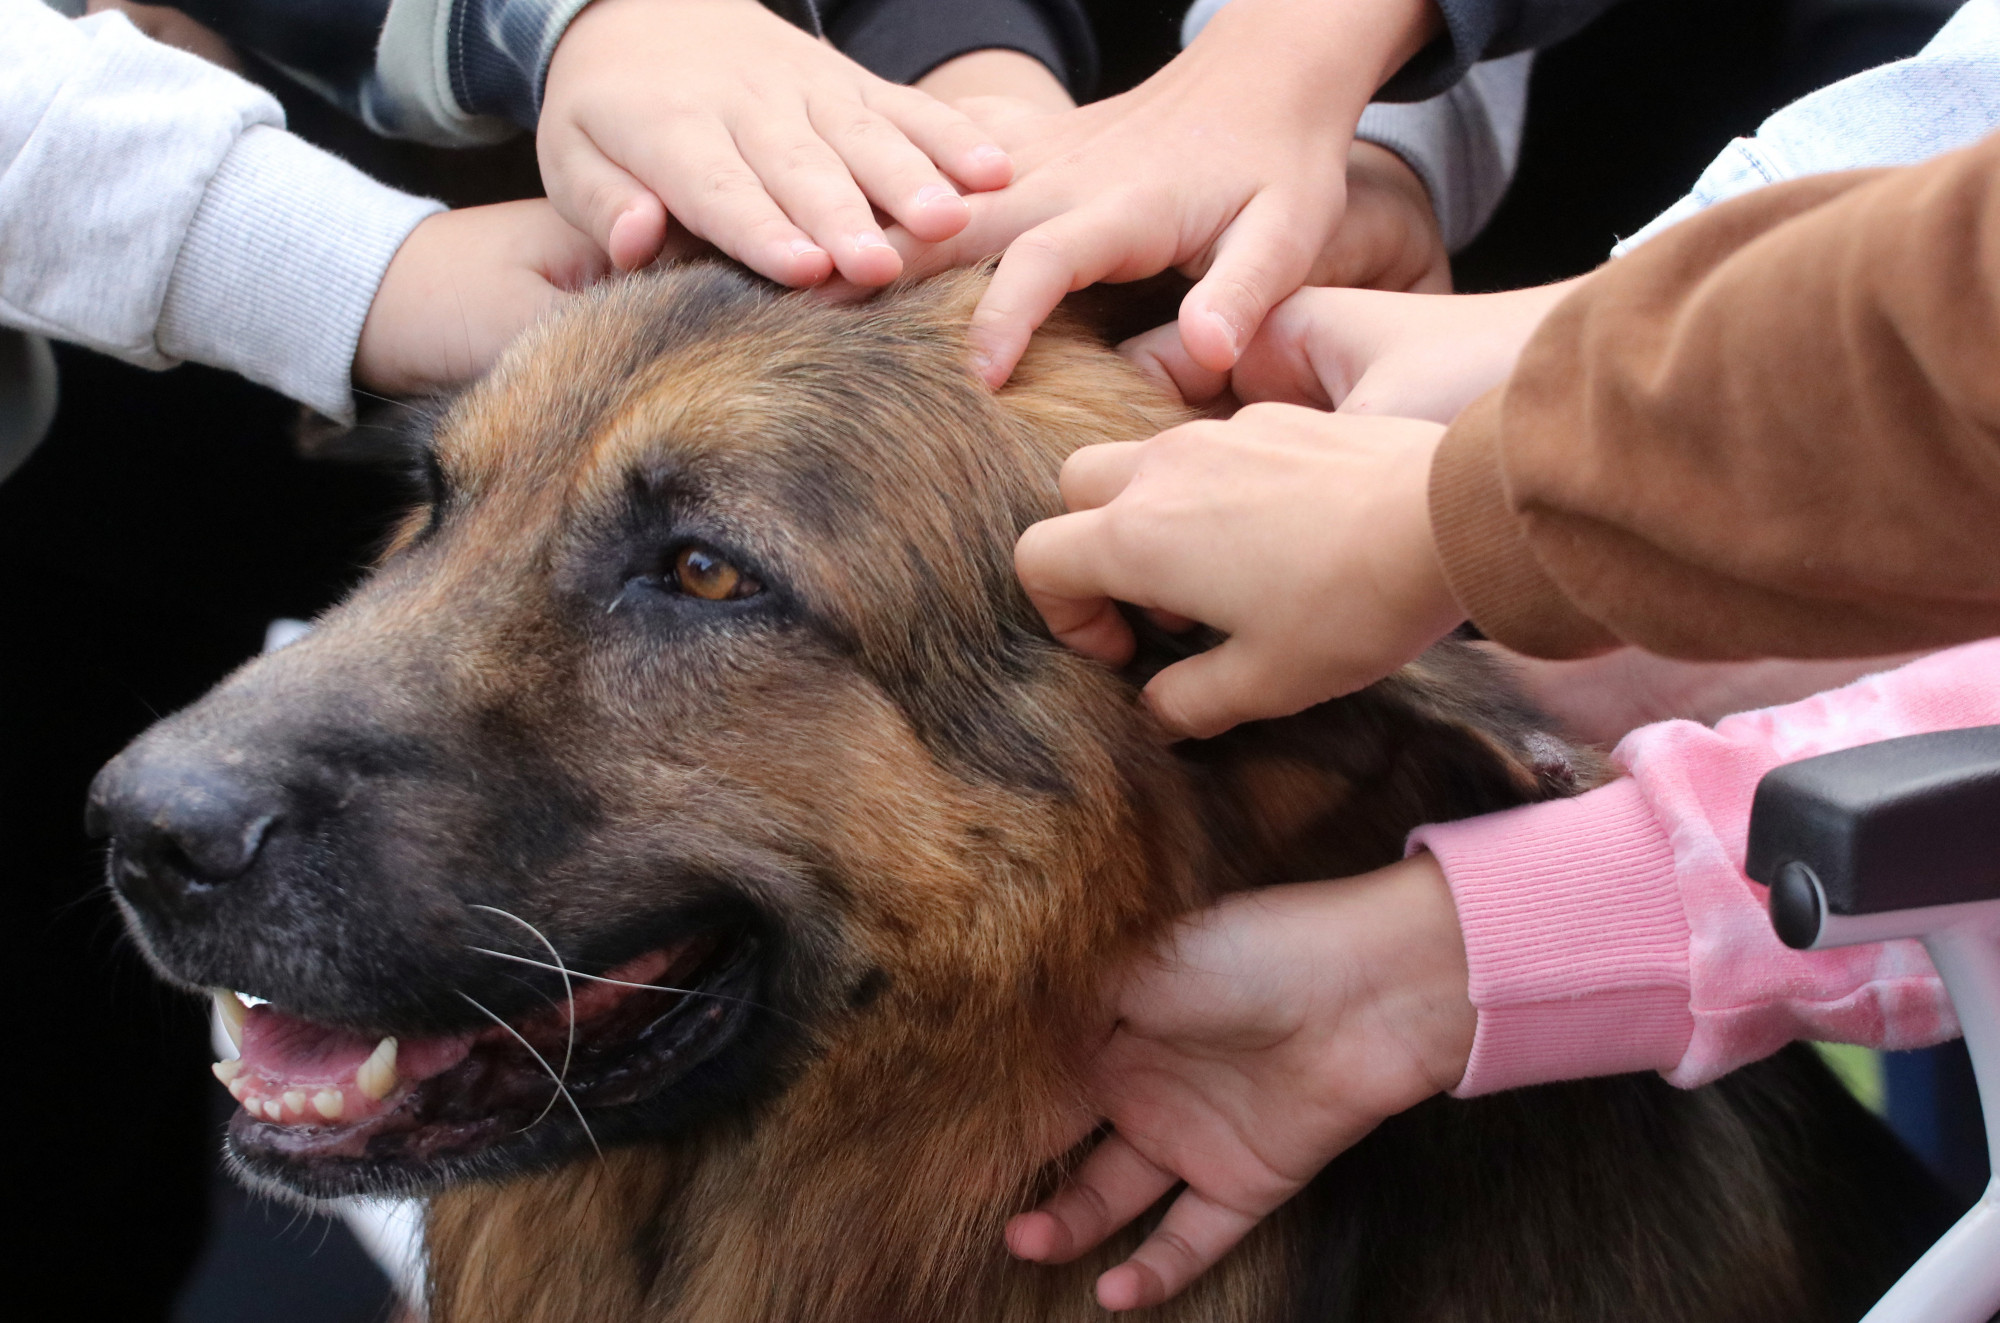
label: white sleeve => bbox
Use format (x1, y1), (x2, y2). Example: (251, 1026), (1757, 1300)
(1615, 0), (2000, 254)
(0, 0), (442, 419)
(1354, 50), (1533, 253)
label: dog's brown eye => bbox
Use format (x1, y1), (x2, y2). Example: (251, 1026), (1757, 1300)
(672, 545), (760, 601)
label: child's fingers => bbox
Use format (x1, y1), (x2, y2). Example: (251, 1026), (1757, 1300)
(1015, 512), (1140, 665)
(732, 114), (903, 285)
(1179, 188), (1333, 373)
(1058, 441), (1143, 511)
(538, 126), (672, 272)
(616, 117), (834, 286)
(605, 195), (671, 273)
(1226, 289), (1361, 410)
(1144, 642), (1297, 740)
(1006, 1133), (1180, 1265)
(972, 207), (1170, 386)
(867, 82), (1014, 193)
(1095, 1186), (1264, 1311)
(808, 100), (972, 245)
(1117, 323), (1232, 408)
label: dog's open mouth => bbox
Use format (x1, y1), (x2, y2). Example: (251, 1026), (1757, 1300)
(214, 935), (756, 1186)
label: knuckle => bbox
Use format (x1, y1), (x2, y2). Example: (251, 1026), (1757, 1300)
(1009, 227), (1073, 268)
(1150, 1228), (1204, 1272)
(1072, 1179), (1114, 1230)
(777, 140), (821, 175)
(695, 165), (764, 206)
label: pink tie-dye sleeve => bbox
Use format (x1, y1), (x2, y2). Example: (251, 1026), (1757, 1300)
(1409, 639), (2000, 1096)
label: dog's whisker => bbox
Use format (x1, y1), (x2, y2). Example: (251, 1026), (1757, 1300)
(464, 946), (807, 1029)
(468, 906), (577, 1132)
(456, 991), (602, 1160)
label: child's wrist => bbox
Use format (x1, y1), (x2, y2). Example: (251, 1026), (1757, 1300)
(1387, 417), (1468, 653)
(1190, 0), (1443, 109)
(1350, 853), (1476, 1094)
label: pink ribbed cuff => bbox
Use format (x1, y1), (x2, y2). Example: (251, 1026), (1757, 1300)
(1409, 779), (1696, 1096)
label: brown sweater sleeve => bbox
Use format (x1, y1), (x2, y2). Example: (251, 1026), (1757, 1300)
(1431, 129), (2000, 661)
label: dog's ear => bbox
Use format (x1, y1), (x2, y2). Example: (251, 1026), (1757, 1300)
(1155, 637), (1609, 890)
(294, 396), (456, 562)
(295, 395), (448, 471)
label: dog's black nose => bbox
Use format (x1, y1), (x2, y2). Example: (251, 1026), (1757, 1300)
(88, 753), (280, 914)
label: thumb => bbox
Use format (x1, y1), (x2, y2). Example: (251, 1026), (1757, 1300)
(1178, 188), (1334, 373)
(1142, 641), (1301, 740)
(1118, 322), (1232, 409)
(540, 126), (669, 271)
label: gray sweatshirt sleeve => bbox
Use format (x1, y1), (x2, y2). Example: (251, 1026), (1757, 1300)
(1, 0), (442, 419)
(1355, 50), (1532, 251)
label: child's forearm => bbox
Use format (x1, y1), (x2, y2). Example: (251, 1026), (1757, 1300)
(2, 0), (440, 418)
(1411, 639), (2000, 1096)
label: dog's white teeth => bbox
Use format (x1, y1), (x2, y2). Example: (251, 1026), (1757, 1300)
(262, 1098), (285, 1122)
(212, 989), (246, 1051)
(282, 1090), (307, 1117)
(211, 1059), (243, 1084)
(356, 1037), (399, 1101)
(227, 1077), (250, 1101)
(313, 1090), (345, 1122)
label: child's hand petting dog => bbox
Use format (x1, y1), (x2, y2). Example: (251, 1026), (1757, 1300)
(887, 0), (1443, 386)
(1009, 855), (1475, 1311)
(1015, 405), (1461, 740)
(355, 201), (611, 397)
(538, 0), (1012, 281)
(1125, 278), (1583, 424)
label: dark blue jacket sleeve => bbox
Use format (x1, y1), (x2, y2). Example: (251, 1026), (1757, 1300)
(171, 0), (388, 119)
(821, 0), (1097, 101)
(1381, 0), (1622, 101)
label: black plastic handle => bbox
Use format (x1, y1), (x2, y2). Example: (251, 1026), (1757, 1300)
(1747, 727), (2000, 947)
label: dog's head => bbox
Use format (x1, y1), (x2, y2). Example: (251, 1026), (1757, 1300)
(90, 265), (1576, 1210)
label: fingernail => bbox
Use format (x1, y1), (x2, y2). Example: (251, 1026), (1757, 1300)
(853, 230), (894, 252)
(1207, 311), (1241, 360)
(789, 239), (827, 259)
(915, 184), (960, 208)
(973, 144), (1009, 168)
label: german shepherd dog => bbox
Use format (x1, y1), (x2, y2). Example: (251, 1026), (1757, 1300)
(91, 265), (1954, 1322)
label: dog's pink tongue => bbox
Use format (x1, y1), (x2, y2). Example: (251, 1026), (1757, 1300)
(219, 1006), (475, 1128)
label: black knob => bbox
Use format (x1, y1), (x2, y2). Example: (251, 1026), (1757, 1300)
(1769, 860), (1826, 951)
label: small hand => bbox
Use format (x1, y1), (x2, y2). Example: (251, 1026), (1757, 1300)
(890, 0), (1442, 386)
(538, 0), (1011, 282)
(1123, 278), (1583, 424)
(1010, 856), (1474, 1310)
(1015, 405), (1461, 739)
(354, 200), (610, 396)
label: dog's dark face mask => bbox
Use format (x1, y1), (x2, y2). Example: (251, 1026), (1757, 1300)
(85, 265), (1197, 1199)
